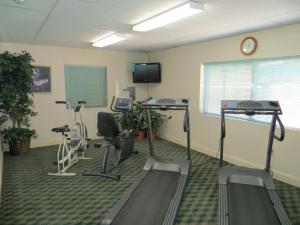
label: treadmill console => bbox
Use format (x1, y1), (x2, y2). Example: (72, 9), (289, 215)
(115, 97), (133, 111)
(221, 100), (282, 115)
(142, 97), (189, 110)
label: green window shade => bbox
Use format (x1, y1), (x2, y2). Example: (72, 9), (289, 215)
(64, 65), (107, 108)
(202, 56), (300, 129)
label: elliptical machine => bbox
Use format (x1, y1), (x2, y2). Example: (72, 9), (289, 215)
(110, 96), (138, 165)
(48, 101), (91, 176)
(82, 96), (137, 180)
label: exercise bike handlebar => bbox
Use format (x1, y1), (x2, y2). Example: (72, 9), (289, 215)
(55, 101), (72, 110)
(55, 101), (67, 104)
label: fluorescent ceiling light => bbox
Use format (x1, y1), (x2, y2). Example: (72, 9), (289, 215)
(92, 33), (127, 48)
(133, 1), (204, 32)
(14, 0), (25, 4)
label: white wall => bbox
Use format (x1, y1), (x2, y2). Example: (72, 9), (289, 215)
(148, 23), (300, 187)
(0, 43), (148, 148)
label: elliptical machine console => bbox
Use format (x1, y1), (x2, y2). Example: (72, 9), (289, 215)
(114, 97), (133, 111)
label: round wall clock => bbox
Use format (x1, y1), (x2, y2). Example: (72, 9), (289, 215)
(240, 37), (257, 55)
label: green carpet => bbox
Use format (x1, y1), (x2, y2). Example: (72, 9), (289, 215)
(1, 138), (299, 225)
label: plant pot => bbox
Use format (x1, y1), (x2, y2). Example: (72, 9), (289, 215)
(134, 130), (145, 140)
(144, 130), (157, 140)
(150, 131), (157, 140)
(9, 138), (31, 155)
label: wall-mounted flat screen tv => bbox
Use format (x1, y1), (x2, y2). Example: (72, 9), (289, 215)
(132, 63), (161, 83)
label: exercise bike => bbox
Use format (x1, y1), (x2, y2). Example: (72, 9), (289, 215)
(82, 96), (138, 180)
(48, 101), (91, 176)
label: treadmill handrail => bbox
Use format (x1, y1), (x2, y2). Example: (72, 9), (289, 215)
(274, 115), (285, 141)
(219, 100), (285, 169)
(183, 111), (189, 133)
(142, 97), (191, 161)
(221, 111), (225, 138)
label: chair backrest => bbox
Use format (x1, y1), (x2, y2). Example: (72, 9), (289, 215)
(97, 112), (119, 138)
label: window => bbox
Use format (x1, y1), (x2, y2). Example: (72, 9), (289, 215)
(64, 65), (107, 108)
(201, 56), (300, 129)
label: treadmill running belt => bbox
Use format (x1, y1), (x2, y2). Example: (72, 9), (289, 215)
(111, 170), (181, 225)
(228, 183), (281, 225)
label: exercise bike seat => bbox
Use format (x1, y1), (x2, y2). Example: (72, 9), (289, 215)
(51, 125), (70, 133)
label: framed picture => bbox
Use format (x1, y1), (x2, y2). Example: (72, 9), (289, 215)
(32, 66), (51, 92)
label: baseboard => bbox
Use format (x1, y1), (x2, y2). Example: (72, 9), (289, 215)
(160, 134), (300, 188)
(159, 134), (217, 158)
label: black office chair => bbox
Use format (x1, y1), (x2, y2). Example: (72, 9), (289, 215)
(83, 112), (136, 180)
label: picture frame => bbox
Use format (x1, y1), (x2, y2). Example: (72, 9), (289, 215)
(32, 66), (51, 92)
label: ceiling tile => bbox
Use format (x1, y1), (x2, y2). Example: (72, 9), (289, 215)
(0, 0), (58, 12)
(0, 0), (299, 51)
(0, 4), (47, 23)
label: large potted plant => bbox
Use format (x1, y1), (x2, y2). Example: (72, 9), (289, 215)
(0, 51), (37, 154)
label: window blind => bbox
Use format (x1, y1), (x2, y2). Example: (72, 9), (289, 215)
(64, 65), (107, 108)
(202, 56), (300, 129)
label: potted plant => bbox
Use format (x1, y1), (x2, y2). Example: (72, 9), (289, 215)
(118, 101), (169, 140)
(0, 51), (37, 154)
(125, 101), (146, 140)
(147, 109), (166, 140)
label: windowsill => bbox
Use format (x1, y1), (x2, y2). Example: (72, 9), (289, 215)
(200, 112), (300, 132)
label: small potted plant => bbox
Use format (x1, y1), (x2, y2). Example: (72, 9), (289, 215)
(0, 51), (37, 154)
(119, 101), (169, 140)
(125, 101), (146, 140)
(147, 110), (166, 140)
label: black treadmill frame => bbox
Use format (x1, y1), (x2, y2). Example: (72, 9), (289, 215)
(218, 100), (291, 225)
(219, 100), (285, 170)
(100, 98), (191, 225)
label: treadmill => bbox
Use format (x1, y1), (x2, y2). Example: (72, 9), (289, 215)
(218, 100), (292, 225)
(101, 98), (191, 225)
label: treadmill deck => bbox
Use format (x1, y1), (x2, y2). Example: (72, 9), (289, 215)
(228, 183), (281, 225)
(110, 170), (181, 225)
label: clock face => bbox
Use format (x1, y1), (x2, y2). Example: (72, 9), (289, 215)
(241, 37), (257, 55)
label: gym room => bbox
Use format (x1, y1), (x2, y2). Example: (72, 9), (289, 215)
(0, 0), (300, 224)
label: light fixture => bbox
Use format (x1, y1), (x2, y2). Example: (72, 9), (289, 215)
(133, 1), (204, 32)
(14, 0), (25, 4)
(92, 33), (127, 48)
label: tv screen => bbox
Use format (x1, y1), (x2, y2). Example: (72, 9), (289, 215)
(132, 63), (161, 83)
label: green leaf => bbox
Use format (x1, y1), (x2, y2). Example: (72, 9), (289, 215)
(0, 51), (37, 138)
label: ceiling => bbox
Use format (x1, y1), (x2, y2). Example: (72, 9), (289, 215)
(0, 0), (300, 52)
